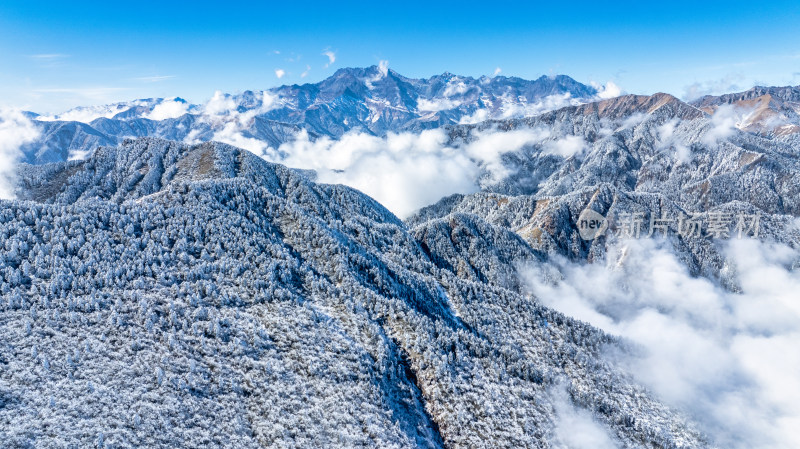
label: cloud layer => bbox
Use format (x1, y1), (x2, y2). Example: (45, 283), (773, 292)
(522, 238), (800, 449)
(550, 385), (620, 449)
(702, 104), (741, 146)
(0, 109), (40, 199)
(262, 127), (549, 218)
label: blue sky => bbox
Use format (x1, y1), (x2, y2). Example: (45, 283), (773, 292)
(1, 0), (799, 113)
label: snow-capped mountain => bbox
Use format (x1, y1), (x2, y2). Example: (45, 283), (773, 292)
(19, 67), (605, 163)
(1, 138), (706, 448)
(4, 72), (800, 448)
(410, 92), (800, 281)
(691, 85), (800, 137)
(34, 98), (188, 123)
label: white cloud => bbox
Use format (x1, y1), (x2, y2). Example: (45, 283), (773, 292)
(550, 386), (620, 449)
(322, 50), (336, 68)
(657, 118), (678, 142)
(417, 98), (462, 112)
(198, 91), (277, 156)
(28, 53), (69, 60)
(458, 93), (581, 125)
(458, 109), (490, 125)
(144, 98), (189, 120)
(464, 127), (551, 185)
(543, 135), (586, 158)
(301, 65), (311, 78)
(617, 112), (646, 131)
(203, 91), (237, 116)
(498, 93), (578, 120)
(683, 74), (745, 101)
(37, 101), (136, 123)
(443, 80), (468, 97)
(591, 81), (623, 100)
(702, 104), (740, 146)
(0, 109), (40, 199)
(521, 238), (800, 449)
(366, 61), (391, 90)
(27, 54), (69, 68)
(67, 148), (93, 161)
(262, 126), (548, 218)
(211, 122), (270, 155)
(657, 118), (691, 163)
(275, 69), (286, 79)
(266, 129), (477, 218)
(378, 60), (389, 77)
(493, 67), (502, 76)
(183, 129), (203, 145)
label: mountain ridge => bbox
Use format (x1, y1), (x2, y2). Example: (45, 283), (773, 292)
(20, 68), (604, 164)
(1, 137), (710, 448)
(691, 85), (800, 136)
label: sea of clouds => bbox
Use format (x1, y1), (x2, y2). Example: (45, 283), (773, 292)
(258, 127), (554, 218)
(522, 237), (800, 449)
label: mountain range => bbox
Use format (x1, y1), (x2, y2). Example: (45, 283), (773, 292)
(21, 66), (604, 164)
(1, 138), (710, 448)
(2, 68), (800, 448)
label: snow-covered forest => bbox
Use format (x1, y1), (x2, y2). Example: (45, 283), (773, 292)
(1, 73), (799, 449)
(0, 138), (713, 448)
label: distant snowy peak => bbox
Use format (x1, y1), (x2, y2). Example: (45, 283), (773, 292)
(268, 66), (604, 118)
(20, 68), (617, 164)
(32, 67), (606, 126)
(691, 85), (800, 136)
(36, 97), (195, 123)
